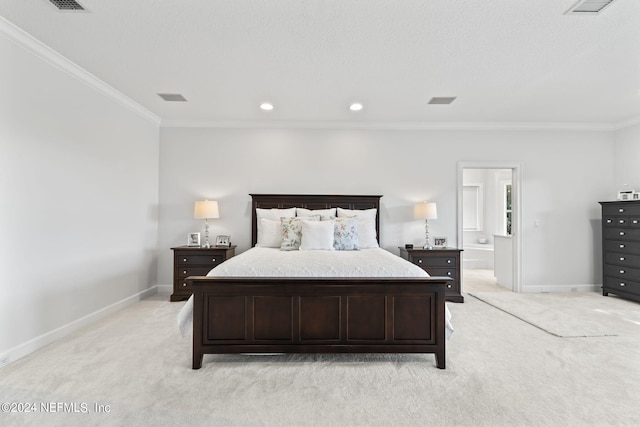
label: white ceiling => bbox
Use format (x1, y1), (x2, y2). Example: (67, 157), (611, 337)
(1, 0), (639, 128)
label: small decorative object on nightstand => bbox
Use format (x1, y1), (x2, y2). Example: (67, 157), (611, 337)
(399, 246), (464, 302)
(415, 201), (437, 249)
(170, 245), (236, 301)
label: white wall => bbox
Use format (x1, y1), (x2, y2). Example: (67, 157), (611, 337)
(613, 123), (640, 192)
(0, 27), (159, 364)
(158, 127), (613, 292)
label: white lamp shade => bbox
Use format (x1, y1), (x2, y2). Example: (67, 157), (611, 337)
(415, 202), (437, 220)
(194, 200), (220, 219)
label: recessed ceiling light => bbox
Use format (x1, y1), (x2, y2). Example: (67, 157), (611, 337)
(260, 103), (274, 111)
(349, 103), (364, 111)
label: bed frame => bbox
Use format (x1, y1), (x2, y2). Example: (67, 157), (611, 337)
(187, 194), (451, 369)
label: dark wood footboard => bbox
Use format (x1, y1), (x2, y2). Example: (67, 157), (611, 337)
(188, 276), (450, 369)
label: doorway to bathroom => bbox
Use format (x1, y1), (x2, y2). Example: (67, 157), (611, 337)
(457, 162), (521, 294)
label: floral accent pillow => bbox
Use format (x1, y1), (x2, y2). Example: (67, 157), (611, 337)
(281, 216), (320, 250)
(334, 217), (359, 250)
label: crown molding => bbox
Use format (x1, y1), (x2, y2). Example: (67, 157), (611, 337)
(161, 119), (615, 132)
(0, 16), (161, 126)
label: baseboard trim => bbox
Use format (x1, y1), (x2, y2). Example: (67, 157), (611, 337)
(0, 286), (159, 369)
(156, 284), (173, 293)
(522, 284), (599, 293)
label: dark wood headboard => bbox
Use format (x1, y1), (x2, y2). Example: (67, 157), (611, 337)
(250, 194), (382, 246)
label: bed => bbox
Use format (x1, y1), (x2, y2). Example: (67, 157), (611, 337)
(183, 194), (453, 369)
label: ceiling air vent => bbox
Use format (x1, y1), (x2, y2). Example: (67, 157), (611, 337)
(565, 0), (616, 15)
(158, 93), (188, 102)
(428, 97), (457, 105)
(48, 0), (86, 11)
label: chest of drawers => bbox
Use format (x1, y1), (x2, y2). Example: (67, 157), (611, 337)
(599, 200), (640, 303)
(399, 247), (464, 302)
(170, 246), (236, 301)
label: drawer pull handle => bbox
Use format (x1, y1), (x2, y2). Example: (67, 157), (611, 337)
(620, 283), (626, 287)
(619, 219), (626, 224)
(620, 270), (625, 274)
(212, 258), (216, 262)
(447, 284), (452, 288)
(183, 258), (188, 262)
(418, 259), (422, 263)
(447, 259), (452, 264)
(620, 244), (626, 248)
(634, 220), (639, 224)
(606, 219), (612, 223)
(620, 232), (625, 236)
(620, 257), (626, 261)
(619, 208), (625, 213)
(182, 283), (187, 287)
(183, 270), (187, 274)
(447, 272), (452, 276)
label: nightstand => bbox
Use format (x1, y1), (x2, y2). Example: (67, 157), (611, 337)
(170, 245), (236, 301)
(399, 247), (464, 302)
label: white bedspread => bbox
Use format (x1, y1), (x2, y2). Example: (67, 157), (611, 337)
(177, 248), (454, 338)
(207, 247), (430, 277)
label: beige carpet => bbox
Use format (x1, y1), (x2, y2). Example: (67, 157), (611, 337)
(1, 291), (640, 426)
(468, 291), (623, 337)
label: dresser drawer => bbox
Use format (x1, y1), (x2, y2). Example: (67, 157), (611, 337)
(604, 276), (640, 295)
(603, 217), (640, 227)
(604, 264), (640, 282)
(177, 255), (224, 266)
(604, 240), (640, 254)
(605, 252), (640, 267)
(603, 228), (640, 241)
(603, 204), (640, 217)
(412, 256), (457, 267)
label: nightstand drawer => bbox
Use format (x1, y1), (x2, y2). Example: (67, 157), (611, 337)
(177, 266), (214, 278)
(422, 267), (457, 279)
(399, 247), (463, 303)
(412, 256), (457, 267)
(177, 255), (224, 266)
(171, 246), (236, 302)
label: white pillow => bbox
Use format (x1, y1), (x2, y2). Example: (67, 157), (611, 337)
(256, 207), (296, 246)
(337, 208), (378, 248)
(256, 218), (282, 248)
(297, 207), (337, 218)
(299, 220), (335, 251)
(358, 219), (379, 249)
(337, 207), (377, 220)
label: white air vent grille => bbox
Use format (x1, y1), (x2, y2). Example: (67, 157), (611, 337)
(565, 0), (616, 15)
(158, 93), (188, 102)
(49, 0), (86, 10)
(428, 97), (457, 105)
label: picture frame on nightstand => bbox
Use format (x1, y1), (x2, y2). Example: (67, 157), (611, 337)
(215, 235), (230, 247)
(433, 237), (447, 248)
(187, 232), (201, 247)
